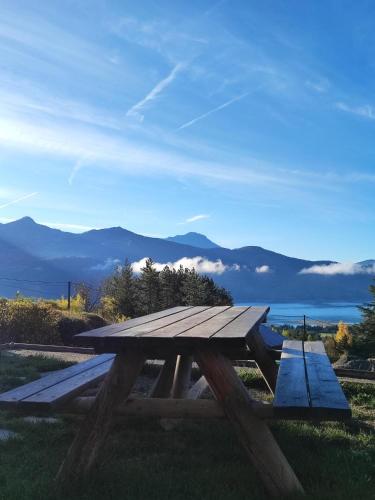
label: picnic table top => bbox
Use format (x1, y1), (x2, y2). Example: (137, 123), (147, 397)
(76, 305), (269, 354)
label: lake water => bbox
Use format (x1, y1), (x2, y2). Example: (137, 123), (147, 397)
(236, 302), (362, 325)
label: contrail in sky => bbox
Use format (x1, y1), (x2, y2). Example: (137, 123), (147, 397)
(0, 192), (38, 209)
(178, 92), (249, 130)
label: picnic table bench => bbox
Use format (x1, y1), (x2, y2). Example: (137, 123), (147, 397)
(0, 305), (351, 497)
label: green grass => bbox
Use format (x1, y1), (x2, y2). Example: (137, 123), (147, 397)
(0, 354), (374, 500)
(0, 351), (73, 393)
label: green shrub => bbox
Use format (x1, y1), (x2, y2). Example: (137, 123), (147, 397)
(57, 312), (107, 345)
(0, 298), (107, 346)
(0, 298), (62, 344)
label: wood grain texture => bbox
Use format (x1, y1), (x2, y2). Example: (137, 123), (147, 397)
(212, 306), (269, 339)
(76, 306), (192, 341)
(149, 356), (177, 398)
(246, 327), (278, 394)
(0, 354), (114, 409)
(171, 355), (193, 398)
(176, 306), (246, 339)
(111, 306), (210, 337)
(144, 306), (231, 338)
(273, 340), (351, 419)
(22, 360), (113, 410)
(187, 375), (210, 399)
(304, 341), (351, 418)
(56, 350), (145, 484)
(195, 347), (304, 497)
(273, 340), (309, 416)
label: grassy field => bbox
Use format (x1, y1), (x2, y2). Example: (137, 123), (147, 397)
(0, 352), (374, 500)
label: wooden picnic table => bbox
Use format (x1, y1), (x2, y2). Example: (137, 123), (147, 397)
(56, 305), (304, 496)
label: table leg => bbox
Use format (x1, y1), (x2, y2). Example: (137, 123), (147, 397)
(246, 330), (278, 394)
(171, 354), (192, 398)
(149, 355), (177, 397)
(56, 350), (145, 484)
(195, 347), (304, 497)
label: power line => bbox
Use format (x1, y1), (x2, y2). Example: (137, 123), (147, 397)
(0, 276), (67, 285)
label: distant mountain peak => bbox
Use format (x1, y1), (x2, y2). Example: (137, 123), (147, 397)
(165, 232), (221, 249)
(11, 216), (36, 225)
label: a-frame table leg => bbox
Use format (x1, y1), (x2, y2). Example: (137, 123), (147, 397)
(195, 347), (304, 498)
(171, 354), (193, 398)
(246, 331), (278, 394)
(56, 350), (145, 485)
(149, 355), (177, 398)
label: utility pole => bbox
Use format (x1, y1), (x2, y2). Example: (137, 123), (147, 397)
(303, 314), (307, 341)
(67, 281), (71, 311)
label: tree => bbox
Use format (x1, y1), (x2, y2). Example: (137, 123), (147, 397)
(103, 261), (138, 318)
(335, 321), (353, 351)
(358, 279), (375, 340)
(138, 258), (161, 314)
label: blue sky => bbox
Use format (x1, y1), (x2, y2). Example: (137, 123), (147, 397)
(0, 0), (374, 261)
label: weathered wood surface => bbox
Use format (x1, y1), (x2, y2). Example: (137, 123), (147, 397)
(112, 307), (210, 337)
(195, 347), (304, 497)
(142, 306), (231, 338)
(274, 340), (351, 419)
(175, 306), (245, 339)
(75, 306), (270, 356)
(149, 356), (177, 398)
(187, 375), (210, 399)
(171, 355), (193, 398)
(23, 360), (113, 410)
(76, 306), (192, 341)
(246, 326), (278, 394)
(56, 350), (145, 483)
(64, 396), (275, 419)
(273, 341), (309, 416)
(0, 354), (114, 410)
(213, 306), (269, 338)
(304, 341), (351, 418)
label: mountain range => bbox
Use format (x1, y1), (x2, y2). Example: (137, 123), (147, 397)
(0, 217), (373, 302)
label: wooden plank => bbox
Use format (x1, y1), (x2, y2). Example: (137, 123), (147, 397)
(56, 350), (145, 483)
(187, 375), (209, 399)
(273, 340), (309, 417)
(110, 306), (210, 337)
(246, 328), (279, 394)
(149, 356), (177, 398)
(66, 396), (225, 418)
(21, 360), (113, 410)
(195, 346), (304, 497)
(141, 306), (231, 338)
(176, 306), (247, 339)
(75, 306), (192, 341)
(171, 355), (193, 398)
(304, 342), (351, 418)
(212, 306), (269, 339)
(0, 354), (115, 408)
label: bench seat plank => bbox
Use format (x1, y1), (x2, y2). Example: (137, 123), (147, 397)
(273, 340), (351, 420)
(304, 342), (350, 417)
(0, 354), (114, 410)
(22, 359), (114, 410)
(273, 340), (309, 416)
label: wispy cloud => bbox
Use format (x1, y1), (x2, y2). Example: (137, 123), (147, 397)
(299, 262), (375, 276)
(126, 63), (185, 121)
(185, 214), (210, 223)
(335, 102), (375, 120)
(131, 256), (238, 274)
(0, 192), (38, 210)
(305, 79), (329, 93)
(255, 265), (271, 273)
(178, 92), (249, 130)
